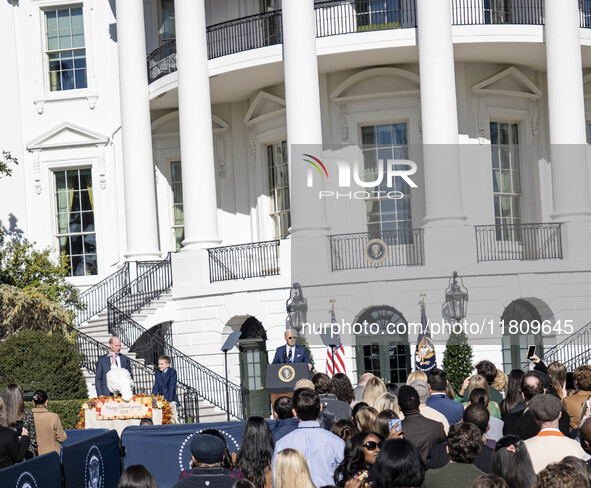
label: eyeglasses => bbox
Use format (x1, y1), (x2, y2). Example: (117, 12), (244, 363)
(362, 441), (382, 451)
(287, 337), (295, 340)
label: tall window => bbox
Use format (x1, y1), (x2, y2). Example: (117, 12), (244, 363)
(160, 0), (176, 41)
(45, 7), (87, 91)
(267, 141), (290, 240)
(490, 121), (521, 241)
(55, 168), (97, 276)
(361, 123), (412, 241)
(171, 161), (184, 250)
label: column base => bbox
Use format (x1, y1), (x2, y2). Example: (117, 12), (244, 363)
(123, 250), (162, 261)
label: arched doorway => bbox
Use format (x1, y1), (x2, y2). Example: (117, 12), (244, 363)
(501, 299), (544, 371)
(130, 321), (173, 366)
(354, 306), (411, 385)
(238, 317), (270, 418)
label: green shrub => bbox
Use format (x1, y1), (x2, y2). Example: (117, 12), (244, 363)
(442, 331), (473, 394)
(25, 400), (85, 430)
(0, 330), (87, 399)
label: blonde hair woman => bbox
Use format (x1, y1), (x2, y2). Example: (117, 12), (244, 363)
(374, 392), (402, 417)
(355, 406), (379, 432)
(273, 448), (316, 488)
(548, 361), (567, 399)
(406, 371), (428, 385)
(361, 377), (387, 408)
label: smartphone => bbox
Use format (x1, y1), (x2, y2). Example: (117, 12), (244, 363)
(388, 418), (402, 432)
(526, 345), (536, 360)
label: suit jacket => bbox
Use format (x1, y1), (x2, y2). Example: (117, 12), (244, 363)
(31, 407), (67, 456)
(95, 353), (133, 397)
(0, 425), (29, 469)
(563, 390), (591, 430)
(401, 411), (447, 461)
(272, 344), (312, 364)
(503, 402), (570, 439)
(421, 461), (486, 488)
(152, 367), (180, 404)
(427, 442), (493, 473)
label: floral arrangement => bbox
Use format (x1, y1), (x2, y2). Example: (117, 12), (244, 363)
(76, 394), (172, 429)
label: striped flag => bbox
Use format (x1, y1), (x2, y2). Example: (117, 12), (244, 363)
(326, 301), (346, 375)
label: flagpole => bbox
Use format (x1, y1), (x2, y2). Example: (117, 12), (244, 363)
(330, 298), (336, 377)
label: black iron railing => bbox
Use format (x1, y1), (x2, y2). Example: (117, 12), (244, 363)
(108, 305), (249, 420)
(59, 318), (200, 422)
(208, 240), (280, 283)
(208, 10), (282, 59)
(452, 0), (544, 25)
(543, 320), (591, 371)
(474, 223), (563, 262)
(328, 229), (424, 271)
(107, 253), (173, 326)
(147, 40), (177, 83)
(70, 262), (130, 326)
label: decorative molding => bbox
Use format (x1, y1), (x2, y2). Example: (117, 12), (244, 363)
(87, 95), (98, 110)
(34, 100), (45, 115)
(31, 150), (42, 195)
(212, 115), (230, 178)
(330, 67), (421, 103)
(244, 91), (286, 127)
(471, 67), (542, 143)
(26, 122), (109, 150)
(248, 126), (257, 167)
(337, 102), (349, 145)
(97, 144), (106, 189)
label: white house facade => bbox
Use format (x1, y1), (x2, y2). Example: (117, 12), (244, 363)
(2, 0), (591, 418)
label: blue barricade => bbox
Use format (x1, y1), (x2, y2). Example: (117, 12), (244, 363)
(122, 420), (267, 488)
(62, 428), (109, 447)
(61, 429), (121, 488)
(0, 451), (61, 488)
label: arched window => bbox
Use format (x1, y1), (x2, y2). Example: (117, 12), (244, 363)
(355, 306), (410, 384)
(501, 299), (543, 371)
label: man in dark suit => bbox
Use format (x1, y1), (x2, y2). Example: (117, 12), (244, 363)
(271, 329), (313, 370)
(152, 355), (180, 404)
(95, 336), (133, 397)
(399, 385), (446, 461)
(426, 368), (464, 425)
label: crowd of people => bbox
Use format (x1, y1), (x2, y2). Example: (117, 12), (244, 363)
(4, 354), (591, 488)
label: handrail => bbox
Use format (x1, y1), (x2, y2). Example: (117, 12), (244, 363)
(207, 240), (280, 283)
(542, 320), (591, 371)
(108, 304), (249, 420)
(328, 228), (424, 271)
(57, 317), (200, 422)
(70, 262), (130, 326)
(106, 253), (249, 420)
(474, 223), (563, 262)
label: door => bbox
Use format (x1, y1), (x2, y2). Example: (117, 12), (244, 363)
(240, 342), (270, 418)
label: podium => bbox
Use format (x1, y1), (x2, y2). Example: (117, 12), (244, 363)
(266, 363), (312, 410)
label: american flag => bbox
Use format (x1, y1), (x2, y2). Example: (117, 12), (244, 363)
(326, 301), (346, 375)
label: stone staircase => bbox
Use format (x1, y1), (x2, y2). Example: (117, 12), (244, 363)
(78, 292), (229, 423)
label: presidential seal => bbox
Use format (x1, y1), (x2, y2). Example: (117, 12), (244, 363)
(16, 472), (38, 488)
(364, 238), (388, 264)
(85, 446), (104, 488)
(278, 365), (295, 383)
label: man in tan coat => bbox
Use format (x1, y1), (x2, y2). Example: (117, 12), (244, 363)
(562, 365), (591, 430)
(31, 390), (67, 456)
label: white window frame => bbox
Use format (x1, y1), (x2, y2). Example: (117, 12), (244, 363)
(265, 140), (290, 240)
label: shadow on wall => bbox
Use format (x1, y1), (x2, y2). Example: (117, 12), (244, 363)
(0, 213), (24, 242)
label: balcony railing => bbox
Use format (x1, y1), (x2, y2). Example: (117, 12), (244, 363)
(328, 229), (424, 271)
(147, 0), (561, 84)
(208, 240), (280, 283)
(474, 223), (563, 262)
(452, 0), (544, 25)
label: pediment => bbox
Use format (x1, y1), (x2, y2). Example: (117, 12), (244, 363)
(472, 67), (541, 99)
(331, 68), (420, 102)
(26, 122), (109, 150)
(244, 91), (286, 126)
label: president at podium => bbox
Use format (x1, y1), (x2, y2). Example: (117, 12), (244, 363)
(271, 329), (313, 370)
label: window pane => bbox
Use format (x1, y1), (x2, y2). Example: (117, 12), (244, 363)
(362, 126), (376, 146)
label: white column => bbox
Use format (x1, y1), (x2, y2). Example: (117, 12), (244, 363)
(282, 0), (328, 235)
(116, 0), (160, 260)
(545, 0), (591, 219)
(175, 0), (220, 249)
(416, 0), (465, 225)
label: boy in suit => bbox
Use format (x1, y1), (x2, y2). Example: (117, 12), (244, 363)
(152, 355), (180, 404)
